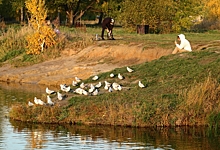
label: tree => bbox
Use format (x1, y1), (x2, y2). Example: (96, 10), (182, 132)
(25, 0), (56, 55)
(119, 0), (203, 33)
(52, 0), (97, 27)
(11, 0), (26, 22)
(204, 0), (220, 19)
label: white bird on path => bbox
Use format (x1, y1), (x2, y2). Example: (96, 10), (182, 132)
(28, 101), (34, 107)
(118, 73), (124, 80)
(138, 81), (145, 88)
(47, 95), (54, 106)
(127, 66), (134, 73)
(92, 75), (99, 81)
(46, 87), (55, 95)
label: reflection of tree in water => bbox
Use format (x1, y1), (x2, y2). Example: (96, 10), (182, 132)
(9, 120), (220, 149)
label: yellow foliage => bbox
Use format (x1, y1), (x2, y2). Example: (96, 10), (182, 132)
(25, 0), (56, 55)
(205, 0), (220, 18)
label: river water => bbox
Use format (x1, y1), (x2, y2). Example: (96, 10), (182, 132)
(0, 82), (220, 150)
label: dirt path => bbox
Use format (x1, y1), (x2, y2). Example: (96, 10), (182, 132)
(0, 42), (172, 86)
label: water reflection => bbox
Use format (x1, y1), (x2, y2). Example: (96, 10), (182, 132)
(0, 82), (220, 150)
(8, 120), (220, 150)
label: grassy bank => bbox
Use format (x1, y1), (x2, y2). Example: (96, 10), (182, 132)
(9, 48), (220, 127)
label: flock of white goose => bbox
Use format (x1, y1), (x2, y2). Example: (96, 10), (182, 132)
(28, 66), (145, 107)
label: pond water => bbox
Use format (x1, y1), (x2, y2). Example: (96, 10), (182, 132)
(0, 82), (220, 150)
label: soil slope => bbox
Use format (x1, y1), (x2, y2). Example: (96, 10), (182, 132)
(0, 41), (172, 86)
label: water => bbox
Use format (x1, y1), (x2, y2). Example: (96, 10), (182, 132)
(0, 82), (220, 150)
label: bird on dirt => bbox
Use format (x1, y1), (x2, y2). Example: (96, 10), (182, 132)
(46, 87), (55, 95)
(127, 66), (134, 73)
(138, 81), (145, 88)
(47, 95), (54, 106)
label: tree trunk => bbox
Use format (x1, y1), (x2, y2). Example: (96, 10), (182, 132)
(20, 7), (24, 23)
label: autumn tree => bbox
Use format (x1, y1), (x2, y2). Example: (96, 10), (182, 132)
(25, 0), (56, 55)
(204, 0), (220, 19)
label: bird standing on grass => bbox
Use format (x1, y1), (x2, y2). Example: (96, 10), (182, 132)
(46, 87), (55, 95)
(118, 73), (124, 80)
(92, 75), (99, 81)
(47, 95), (54, 106)
(127, 66), (134, 73)
(138, 81), (145, 88)
(57, 92), (64, 100)
(28, 101), (34, 107)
